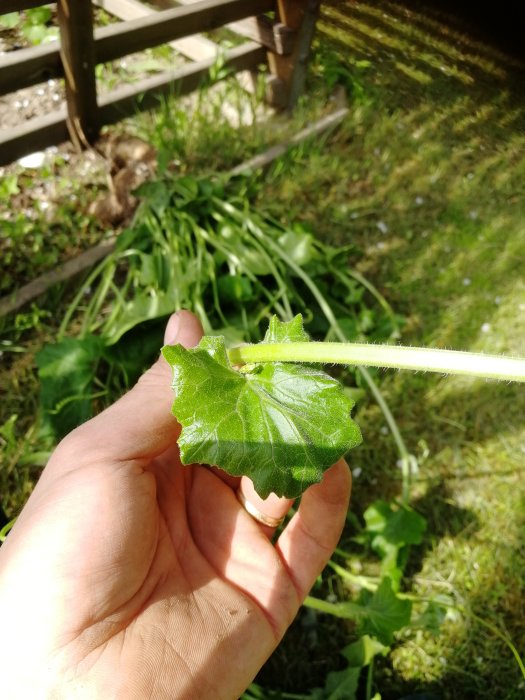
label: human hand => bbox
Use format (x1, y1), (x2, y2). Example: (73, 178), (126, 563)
(0, 311), (351, 699)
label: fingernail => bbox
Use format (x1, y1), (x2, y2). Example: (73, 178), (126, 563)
(164, 312), (182, 344)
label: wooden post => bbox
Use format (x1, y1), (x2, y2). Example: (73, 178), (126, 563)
(267, 0), (320, 109)
(57, 0), (99, 149)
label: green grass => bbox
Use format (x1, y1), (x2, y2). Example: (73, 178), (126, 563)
(1, 0), (525, 697)
(253, 2), (525, 697)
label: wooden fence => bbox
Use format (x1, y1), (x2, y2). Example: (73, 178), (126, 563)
(0, 0), (320, 165)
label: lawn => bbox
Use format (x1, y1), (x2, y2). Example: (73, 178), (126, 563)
(1, 1), (524, 698)
(255, 2), (525, 697)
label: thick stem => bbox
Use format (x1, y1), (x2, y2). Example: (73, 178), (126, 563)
(228, 342), (525, 383)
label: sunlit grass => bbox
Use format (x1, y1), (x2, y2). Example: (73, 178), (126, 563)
(258, 0), (525, 696)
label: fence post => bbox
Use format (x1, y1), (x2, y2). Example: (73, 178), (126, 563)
(57, 0), (99, 148)
(267, 0), (320, 109)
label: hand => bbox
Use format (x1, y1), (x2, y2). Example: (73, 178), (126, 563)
(0, 311), (351, 700)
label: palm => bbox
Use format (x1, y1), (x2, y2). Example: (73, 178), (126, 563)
(50, 452), (291, 698)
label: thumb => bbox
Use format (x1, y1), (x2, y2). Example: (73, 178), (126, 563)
(69, 310), (204, 462)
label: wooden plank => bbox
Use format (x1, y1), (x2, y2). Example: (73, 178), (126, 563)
(57, 0), (99, 147)
(225, 16), (295, 55)
(94, 0), (274, 63)
(276, 0), (304, 27)
(0, 238), (117, 318)
(229, 106), (348, 175)
(93, 0), (218, 61)
(0, 106), (69, 165)
(1, 0), (50, 12)
(98, 42), (265, 124)
(286, 0), (320, 108)
(0, 41), (263, 165)
(95, 0), (160, 21)
(0, 0), (272, 97)
(268, 0), (320, 108)
(93, 0), (272, 100)
(0, 42), (62, 97)
(174, 0), (293, 55)
(268, 0), (305, 89)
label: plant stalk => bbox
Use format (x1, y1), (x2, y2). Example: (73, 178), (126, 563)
(228, 342), (525, 383)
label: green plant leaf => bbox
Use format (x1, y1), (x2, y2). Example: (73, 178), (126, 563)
(411, 599), (448, 636)
(364, 500), (427, 546)
(162, 315), (362, 498)
(342, 635), (389, 667)
(36, 335), (104, 439)
(363, 500), (427, 588)
(278, 230), (315, 268)
(357, 578), (412, 646)
(217, 275), (254, 303)
(0, 12), (19, 29)
(309, 666), (361, 700)
(307, 634), (389, 700)
(26, 6), (52, 25)
(0, 414), (18, 454)
(0, 518), (16, 543)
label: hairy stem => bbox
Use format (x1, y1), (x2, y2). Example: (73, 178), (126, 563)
(228, 342), (525, 383)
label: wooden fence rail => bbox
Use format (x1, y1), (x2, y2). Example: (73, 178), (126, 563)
(3, 1), (47, 12)
(0, 0), (320, 166)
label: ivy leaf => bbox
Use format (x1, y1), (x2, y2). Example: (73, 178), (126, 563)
(363, 500), (427, 589)
(304, 635), (388, 699)
(342, 635), (389, 667)
(162, 315), (362, 498)
(309, 667), (361, 700)
(364, 500), (427, 547)
(357, 578), (412, 646)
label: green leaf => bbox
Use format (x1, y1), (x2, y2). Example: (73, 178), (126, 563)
(0, 175), (20, 198)
(278, 230), (315, 268)
(103, 319), (165, 385)
(36, 335), (104, 439)
(25, 6), (52, 25)
(342, 635), (389, 667)
(357, 578), (412, 646)
(134, 180), (172, 215)
(162, 315), (362, 498)
(104, 290), (177, 344)
(364, 500), (427, 547)
(217, 275), (254, 302)
(242, 685), (285, 699)
(299, 637), (388, 700)
(0, 414), (18, 453)
(22, 23), (48, 43)
(262, 314), (310, 343)
(0, 518), (16, 543)
(411, 599), (448, 636)
(309, 667), (361, 700)
(363, 500), (427, 588)
(0, 12), (19, 29)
